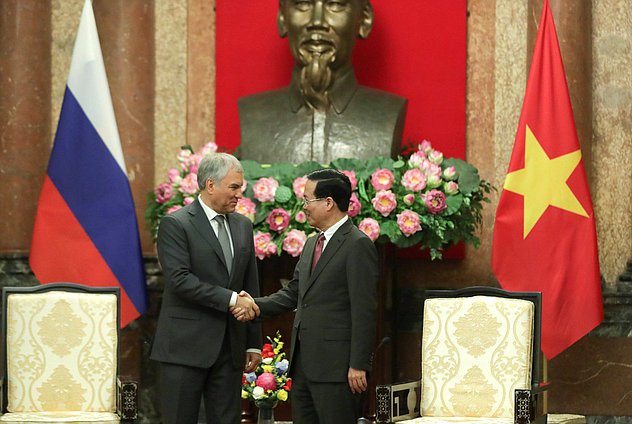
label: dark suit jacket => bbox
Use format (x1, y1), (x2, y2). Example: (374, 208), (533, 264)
(256, 219), (378, 383)
(150, 199), (262, 369)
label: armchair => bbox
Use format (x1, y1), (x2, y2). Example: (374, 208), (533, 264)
(0, 283), (138, 423)
(376, 286), (585, 424)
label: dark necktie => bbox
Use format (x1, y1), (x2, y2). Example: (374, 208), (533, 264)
(214, 215), (232, 272)
(311, 233), (325, 272)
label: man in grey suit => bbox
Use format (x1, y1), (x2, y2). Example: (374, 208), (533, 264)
(234, 169), (378, 423)
(151, 153), (262, 424)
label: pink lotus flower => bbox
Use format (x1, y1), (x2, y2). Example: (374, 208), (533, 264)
(200, 141), (218, 155)
(254, 232), (277, 260)
(266, 208), (291, 232)
(401, 169), (427, 192)
(341, 170), (358, 190)
(442, 166), (457, 181)
(166, 205), (182, 214)
(235, 197), (256, 221)
(256, 372), (277, 391)
(358, 218), (380, 242)
(179, 173), (199, 195)
(177, 149), (193, 168)
(183, 197), (194, 206)
(282, 229), (307, 257)
(347, 193), (362, 218)
(155, 183), (174, 204)
(253, 177), (279, 202)
(419, 139), (433, 154)
(188, 153), (203, 174)
(167, 168), (181, 183)
(371, 190), (397, 217)
(370, 169), (395, 191)
(421, 161), (442, 178)
(423, 189), (447, 214)
(292, 176), (308, 199)
(443, 181), (459, 195)
(408, 151), (427, 168)
(426, 173), (442, 189)
(295, 211), (307, 223)
(428, 150), (444, 165)
(397, 210), (422, 237)
(403, 193), (415, 206)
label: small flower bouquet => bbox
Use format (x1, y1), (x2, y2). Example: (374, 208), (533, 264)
(146, 139), (493, 260)
(241, 331), (292, 408)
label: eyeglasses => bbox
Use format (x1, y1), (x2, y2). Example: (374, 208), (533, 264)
(302, 197), (326, 207)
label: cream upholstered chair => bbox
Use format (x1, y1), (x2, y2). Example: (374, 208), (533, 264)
(376, 287), (585, 424)
(0, 283), (138, 423)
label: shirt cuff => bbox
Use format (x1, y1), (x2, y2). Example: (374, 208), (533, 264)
(229, 291), (237, 308)
(246, 349), (262, 354)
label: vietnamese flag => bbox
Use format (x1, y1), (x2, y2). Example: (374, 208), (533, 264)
(492, 0), (602, 359)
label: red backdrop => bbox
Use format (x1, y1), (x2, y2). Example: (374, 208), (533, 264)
(215, 0), (467, 159)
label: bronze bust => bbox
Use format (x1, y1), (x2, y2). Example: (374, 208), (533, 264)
(238, 0), (408, 164)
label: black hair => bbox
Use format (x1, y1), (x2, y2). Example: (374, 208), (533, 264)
(306, 169), (352, 212)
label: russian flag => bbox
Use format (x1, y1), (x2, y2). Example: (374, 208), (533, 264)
(30, 0), (148, 327)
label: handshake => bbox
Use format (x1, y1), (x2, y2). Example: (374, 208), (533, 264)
(230, 291), (260, 322)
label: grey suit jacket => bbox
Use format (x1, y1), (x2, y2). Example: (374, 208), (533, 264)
(150, 199), (262, 369)
(256, 219), (378, 383)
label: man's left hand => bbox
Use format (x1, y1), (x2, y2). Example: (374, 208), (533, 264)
(244, 351), (262, 373)
(348, 368), (367, 394)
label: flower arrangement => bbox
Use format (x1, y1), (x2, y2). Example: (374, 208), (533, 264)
(146, 140), (493, 259)
(241, 331), (292, 408)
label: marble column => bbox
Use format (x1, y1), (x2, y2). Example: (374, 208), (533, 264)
(92, 0), (155, 252)
(187, 0), (216, 150)
(0, 0), (52, 253)
(528, 0), (593, 180)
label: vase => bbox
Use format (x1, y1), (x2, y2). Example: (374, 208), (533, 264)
(256, 402), (276, 424)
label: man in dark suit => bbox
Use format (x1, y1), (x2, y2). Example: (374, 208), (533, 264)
(234, 169), (378, 423)
(151, 153), (262, 424)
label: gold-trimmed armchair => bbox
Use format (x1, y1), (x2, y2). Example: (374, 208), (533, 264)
(0, 283), (138, 423)
(376, 286), (585, 424)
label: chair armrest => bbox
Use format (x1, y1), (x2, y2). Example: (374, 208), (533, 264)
(376, 380), (420, 423)
(117, 376), (138, 421)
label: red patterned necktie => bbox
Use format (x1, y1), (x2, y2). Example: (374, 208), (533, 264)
(311, 233), (325, 272)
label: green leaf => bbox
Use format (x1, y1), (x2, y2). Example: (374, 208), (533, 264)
(241, 160), (267, 179)
(380, 220), (400, 241)
(444, 194), (463, 215)
(391, 232), (424, 248)
(294, 161), (322, 176)
(358, 179), (370, 202)
(443, 158), (481, 195)
(393, 159), (406, 169)
(330, 158), (364, 171)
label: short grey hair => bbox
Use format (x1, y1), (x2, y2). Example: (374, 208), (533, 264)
(197, 153), (243, 189)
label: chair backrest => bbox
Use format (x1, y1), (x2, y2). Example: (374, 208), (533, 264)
(420, 287), (541, 419)
(1, 283), (120, 413)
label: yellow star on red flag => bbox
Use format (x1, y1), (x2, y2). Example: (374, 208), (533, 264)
(503, 125), (588, 238)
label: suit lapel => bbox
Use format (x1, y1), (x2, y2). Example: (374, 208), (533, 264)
(302, 235), (317, 280)
(189, 199), (229, 271)
(304, 220), (352, 293)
